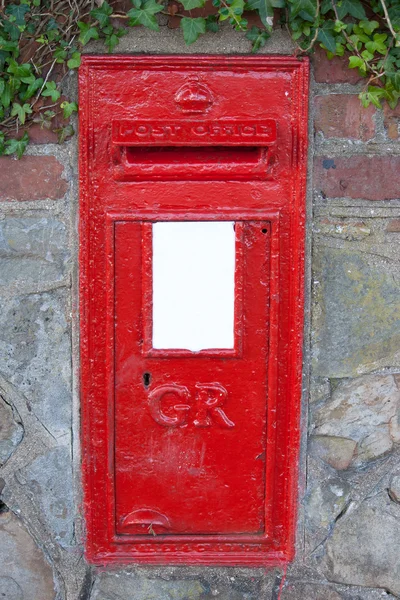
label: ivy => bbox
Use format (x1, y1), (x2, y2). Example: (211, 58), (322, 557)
(0, 0), (399, 158)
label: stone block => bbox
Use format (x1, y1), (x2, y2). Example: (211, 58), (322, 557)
(15, 446), (74, 548)
(0, 507), (56, 600)
(305, 477), (350, 534)
(0, 290), (71, 440)
(281, 581), (343, 599)
(0, 395), (23, 466)
(309, 435), (357, 470)
(0, 217), (70, 286)
(90, 568), (276, 600)
(323, 501), (400, 597)
(314, 156), (400, 200)
(312, 246), (400, 377)
(314, 218), (371, 241)
(314, 95), (375, 141)
(0, 156), (68, 201)
(313, 374), (400, 466)
(389, 475), (400, 503)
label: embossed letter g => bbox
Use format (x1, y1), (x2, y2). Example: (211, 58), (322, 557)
(148, 384), (191, 427)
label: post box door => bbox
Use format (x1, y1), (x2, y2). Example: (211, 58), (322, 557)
(115, 219), (270, 536)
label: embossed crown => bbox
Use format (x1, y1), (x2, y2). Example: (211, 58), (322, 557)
(174, 80), (214, 114)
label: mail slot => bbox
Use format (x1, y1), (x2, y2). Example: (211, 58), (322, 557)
(79, 56), (309, 565)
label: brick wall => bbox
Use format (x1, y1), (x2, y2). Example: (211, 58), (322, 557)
(0, 25), (400, 600)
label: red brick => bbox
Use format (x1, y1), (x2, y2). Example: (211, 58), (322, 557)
(25, 125), (59, 145)
(383, 102), (400, 140)
(386, 219), (400, 232)
(0, 155), (68, 201)
(315, 95), (375, 141)
(312, 47), (364, 84)
(315, 156), (400, 201)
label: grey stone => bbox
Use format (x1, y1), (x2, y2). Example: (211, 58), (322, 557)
(313, 374), (400, 466)
(281, 582), (343, 600)
(0, 290), (71, 440)
(305, 478), (350, 533)
(0, 507), (56, 600)
(86, 22), (295, 55)
(389, 475), (400, 503)
(309, 435), (357, 470)
(0, 394), (23, 466)
(314, 219), (371, 241)
(0, 217), (69, 287)
(323, 502), (400, 597)
(15, 446), (74, 548)
(309, 377), (331, 404)
(312, 246), (400, 377)
(90, 568), (275, 600)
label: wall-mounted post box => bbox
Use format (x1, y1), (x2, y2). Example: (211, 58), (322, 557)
(79, 56), (309, 566)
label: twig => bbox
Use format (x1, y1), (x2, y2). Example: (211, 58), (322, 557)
(300, 0), (320, 53)
(379, 0), (397, 41)
(32, 59), (57, 107)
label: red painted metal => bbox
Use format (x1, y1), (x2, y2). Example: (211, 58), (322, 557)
(79, 55), (309, 566)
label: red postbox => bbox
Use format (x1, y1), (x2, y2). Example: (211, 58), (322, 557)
(79, 56), (309, 565)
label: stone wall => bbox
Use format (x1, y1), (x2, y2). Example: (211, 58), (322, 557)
(1, 22), (400, 600)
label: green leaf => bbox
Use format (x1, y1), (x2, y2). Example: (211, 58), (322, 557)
(127, 0), (163, 30)
(3, 20), (21, 42)
(317, 24), (336, 54)
(0, 37), (19, 53)
(257, 0), (274, 28)
(7, 60), (32, 78)
(358, 20), (379, 35)
(180, 16), (206, 44)
(206, 15), (219, 32)
(348, 55), (364, 68)
(359, 86), (386, 109)
(246, 25), (270, 52)
(90, 1), (113, 27)
(290, 0), (317, 19)
(41, 81), (61, 102)
(105, 28), (126, 52)
(218, 0), (244, 21)
(180, 0), (206, 9)
(4, 132), (29, 159)
(55, 124), (74, 144)
(393, 72), (400, 92)
(54, 46), (67, 63)
(78, 22), (100, 45)
(60, 101), (78, 119)
(67, 52), (81, 69)
(19, 76), (43, 101)
(320, 0), (332, 14)
(336, 0), (365, 20)
(11, 102), (32, 125)
(1, 83), (12, 109)
(5, 4), (30, 26)
(361, 49), (374, 61)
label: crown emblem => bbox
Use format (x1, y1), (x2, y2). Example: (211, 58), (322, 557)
(174, 80), (213, 114)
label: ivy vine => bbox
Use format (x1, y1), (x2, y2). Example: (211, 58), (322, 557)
(0, 0), (399, 158)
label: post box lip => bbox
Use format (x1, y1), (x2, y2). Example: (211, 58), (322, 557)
(80, 54), (309, 70)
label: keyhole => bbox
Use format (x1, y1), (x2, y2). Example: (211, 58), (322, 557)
(143, 372), (151, 388)
(261, 228), (267, 234)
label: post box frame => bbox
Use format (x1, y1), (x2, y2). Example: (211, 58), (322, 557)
(79, 55), (309, 566)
